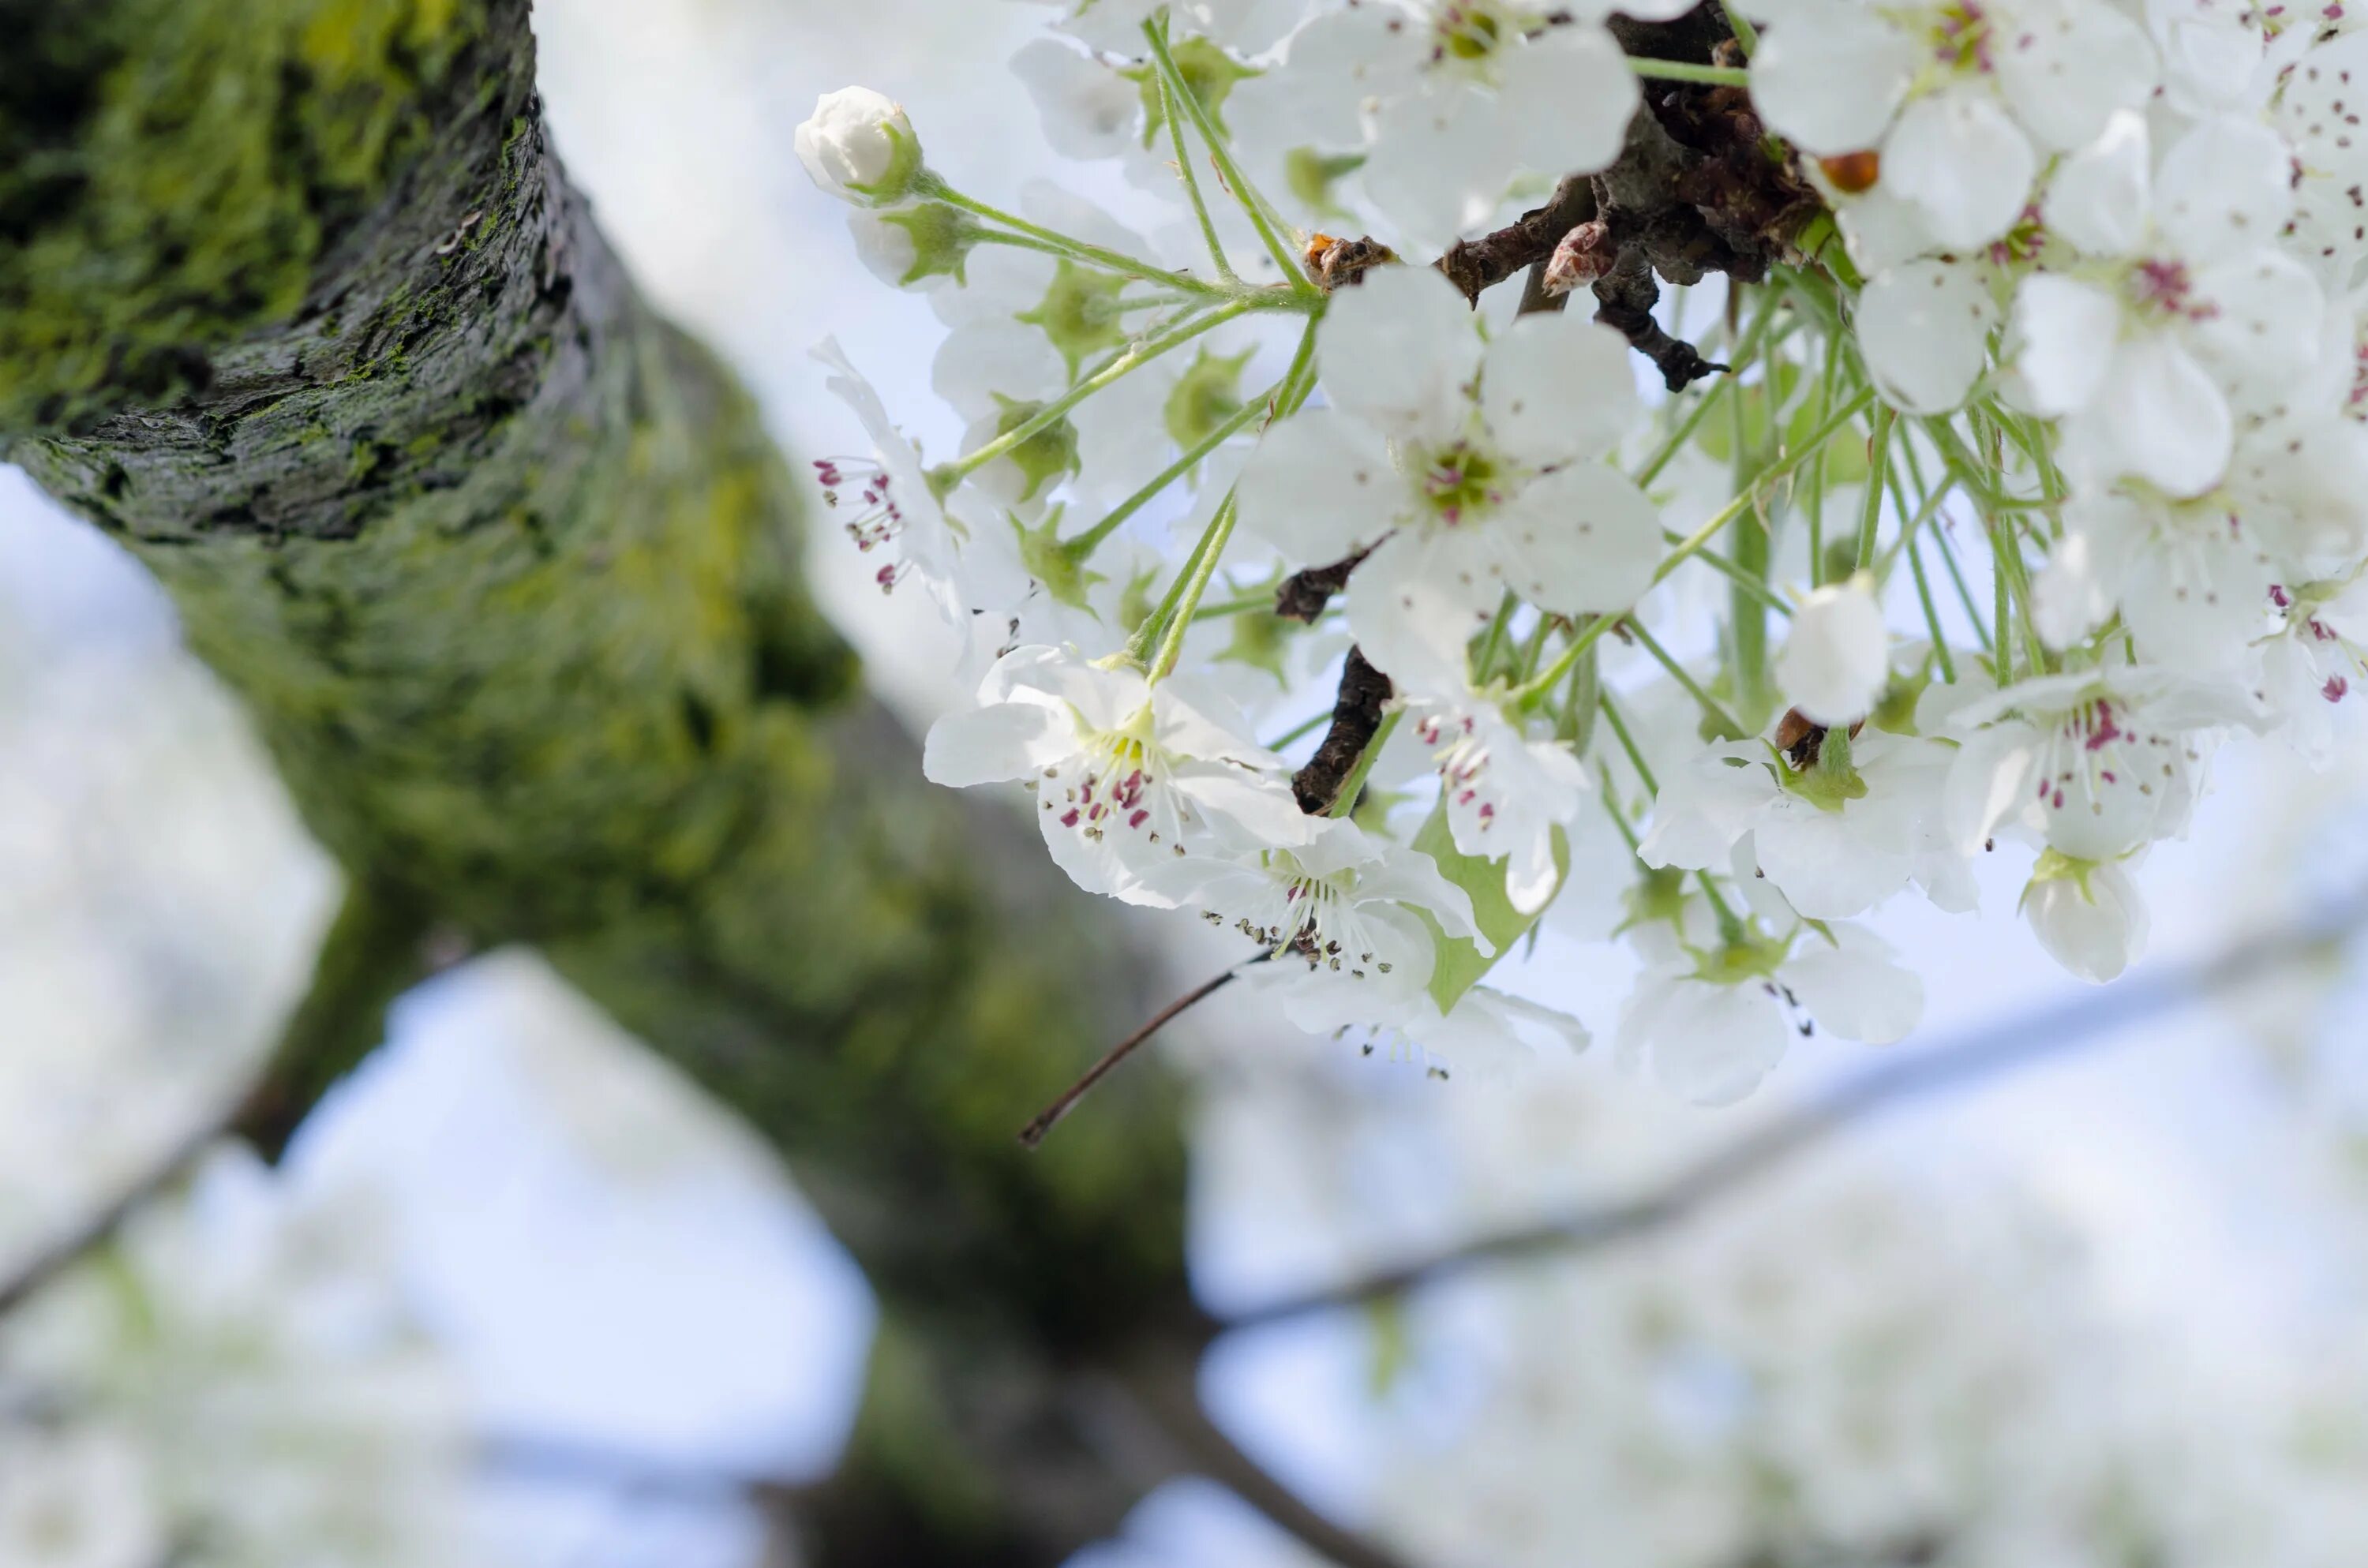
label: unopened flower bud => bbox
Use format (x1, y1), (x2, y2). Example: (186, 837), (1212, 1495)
(796, 87), (924, 207)
(850, 203), (978, 290)
(1541, 219), (1614, 298)
(1777, 574), (1888, 724)
(2020, 852), (2148, 983)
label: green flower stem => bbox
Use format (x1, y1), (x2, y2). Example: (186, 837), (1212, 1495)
(1594, 765), (1646, 852)
(1991, 522), (2014, 683)
(1153, 55), (1238, 285)
(1854, 401), (1895, 571)
(1189, 590), (1282, 620)
(1722, 1), (1762, 54)
(1148, 492), (1239, 678)
(1877, 473), (1956, 584)
(945, 298), (1255, 484)
(1907, 537), (1958, 684)
(1471, 592), (1519, 683)
(1634, 378), (1729, 489)
(1598, 690), (1659, 793)
(1729, 417), (1772, 721)
(1264, 707), (1333, 750)
(1515, 401), (1866, 711)
(1060, 374), (1279, 559)
(1325, 709), (1399, 818)
(1667, 529), (1794, 617)
(1628, 618), (1747, 739)
(1923, 414), (2048, 676)
(1143, 17), (1313, 295)
(1928, 518), (1993, 653)
(1602, 690), (1735, 932)
(1627, 58), (1753, 85)
(1136, 313), (1321, 673)
(1806, 327), (1844, 586)
(921, 176), (1217, 296)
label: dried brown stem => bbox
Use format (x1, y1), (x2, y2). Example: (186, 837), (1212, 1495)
(1291, 646), (1393, 814)
(1020, 960), (1257, 1148)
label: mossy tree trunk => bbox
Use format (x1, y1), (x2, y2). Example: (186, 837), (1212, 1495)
(0, 2), (1235, 1560)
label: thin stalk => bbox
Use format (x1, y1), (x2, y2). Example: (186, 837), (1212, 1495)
(1062, 376), (1276, 559)
(1627, 58), (1752, 84)
(1854, 402), (1895, 572)
(1264, 708), (1332, 750)
(1154, 60), (1238, 284)
(1635, 380), (1728, 489)
(1628, 619), (1747, 739)
(1150, 493), (1239, 679)
(1145, 19), (1311, 293)
(1665, 530), (1794, 616)
(1328, 709), (1400, 819)
(1519, 391), (1874, 707)
(1190, 591), (1280, 621)
(1722, 0), (1762, 54)
(924, 177), (1217, 296)
(1471, 593), (1519, 684)
(1807, 321), (1844, 586)
(1595, 765), (1645, 852)
(1598, 690), (1661, 794)
(1137, 315), (1321, 672)
(949, 298), (1253, 482)
(1991, 523), (2014, 684)
(1929, 520), (1992, 652)
(1877, 474), (1956, 584)
(1906, 538), (1957, 683)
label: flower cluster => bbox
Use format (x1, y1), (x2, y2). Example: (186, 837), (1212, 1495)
(804, 0), (2368, 1105)
(0, 1151), (475, 1568)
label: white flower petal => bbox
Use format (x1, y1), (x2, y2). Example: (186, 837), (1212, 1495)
(2021, 859), (2150, 982)
(2089, 334), (2231, 499)
(1781, 927), (1924, 1042)
(1749, 5), (1917, 154)
(1855, 260), (1998, 414)
(2008, 274), (2121, 415)
(1481, 314), (1639, 466)
(2156, 114), (2297, 267)
(1777, 578), (1890, 724)
(1237, 407), (1405, 563)
(1497, 24), (1641, 178)
(1317, 264), (1485, 446)
(1489, 466), (1663, 616)
(1995, 0), (2157, 152)
(1885, 88), (2038, 250)
(2043, 109), (2150, 257)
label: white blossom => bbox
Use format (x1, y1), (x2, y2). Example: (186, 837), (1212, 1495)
(924, 643), (1313, 904)
(1183, 814), (1488, 1023)
(1619, 921), (1924, 1106)
(794, 86), (924, 205)
(1748, 0), (2155, 250)
(2019, 851), (2151, 981)
(1777, 575), (1890, 724)
(1406, 685), (1589, 914)
(1238, 265), (1659, 696)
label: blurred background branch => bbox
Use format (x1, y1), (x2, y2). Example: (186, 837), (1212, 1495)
(1223, 882), (2368, 1331)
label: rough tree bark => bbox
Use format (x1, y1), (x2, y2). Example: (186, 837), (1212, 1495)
(0, 2), (1237, 1561)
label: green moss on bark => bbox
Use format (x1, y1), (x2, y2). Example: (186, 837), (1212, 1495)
(0, 2), (1201, 1559)
(0, 0), (479, 430)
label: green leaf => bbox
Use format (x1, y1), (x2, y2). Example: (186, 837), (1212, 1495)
(1411, 801), (1566, 1012)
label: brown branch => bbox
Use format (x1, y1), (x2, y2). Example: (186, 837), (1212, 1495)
(1435, 173), (1598, 306)
(1219, 885), (2368, 1331)
(1291, 646), (1393, 814)
(1020, 960), (1258, 1148)
(0, 881), (436, 1316)
(1275, 546), (1370, 623)
(1592, 245), (1728, 391)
